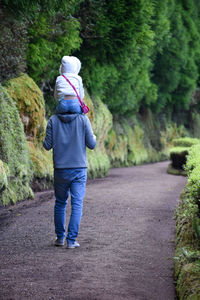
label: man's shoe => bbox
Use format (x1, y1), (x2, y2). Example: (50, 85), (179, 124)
(67, 241), (80, 249)
(55, 238), (65, 247)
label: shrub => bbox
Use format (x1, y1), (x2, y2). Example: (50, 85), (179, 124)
(27, 12), (82, 83)
(173, 137), (200, 147)
(169, 138), (200, 171)
(174, 143), (200, 299)
(170, 147), (189, 170)
(0, 15), (28, 83)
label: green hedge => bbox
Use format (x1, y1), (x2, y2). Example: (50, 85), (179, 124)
(173, 137), (200, 147)
(174, 144), (200, 299)
(170, 147), (189, 170)
(169, 138), (200, 174)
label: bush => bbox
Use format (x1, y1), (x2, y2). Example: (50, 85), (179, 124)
(169, 138), (200, 172)
(27, 12), (82, 83)
(0, 14), (28, 83)
(170, 147), (189, 170)
(173, 137), (200, 147)
(174, 144), (200, 299)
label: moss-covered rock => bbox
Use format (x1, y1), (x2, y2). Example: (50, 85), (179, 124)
(0, 84), (33, 205)
(5, 74), (54, 189)
(5, 73), (46, 143)
(86, 94), (112, 178)
(27, 142), (53, 191)
(106, 117), (158, 167)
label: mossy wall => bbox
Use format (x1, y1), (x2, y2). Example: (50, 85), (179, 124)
(85, 93), (112, 178)
(106, 121), (149, 167)
(0, 73), (191, 204)
(0, 84), (33, 205)
(5, 73), (45, 143)
(5, 74), (54, 192)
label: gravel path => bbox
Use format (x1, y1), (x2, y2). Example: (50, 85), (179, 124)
(0, 161), (187, 300)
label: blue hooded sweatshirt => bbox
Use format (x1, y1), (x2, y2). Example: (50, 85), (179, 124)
(43, 112), (96, 169)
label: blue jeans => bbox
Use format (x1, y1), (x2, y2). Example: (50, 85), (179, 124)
(56, 98), (82, 114)
(54, 168), (87, 244)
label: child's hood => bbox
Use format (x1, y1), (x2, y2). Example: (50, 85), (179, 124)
(60, 56), (81, 75)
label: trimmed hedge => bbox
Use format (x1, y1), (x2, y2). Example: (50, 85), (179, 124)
(170, 147), (189, 170)
(168, 138), (200, 175)
(173, 137), (200, 147)
(174, 144), (200, 299)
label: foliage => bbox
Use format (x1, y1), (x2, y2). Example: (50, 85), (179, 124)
(174, 143), (200, 299)
(0, 15), (28, 83)
(0, 84), (33, 205)
(27, 13), (82, 83)
(27, 142), (53, 190)
(86, 93), (112, 178)
(173, 137), (200, 147)
(1, 0), (200, 118)
(76, 0), (157, 114)
(160, 123), (188, 153)
(1, 0), (82, 84)
(185, 144), (200, 175)
(184, 145), (200, 200)
(5, 74), (46, 143)
(5, 74), (55, 189)
(152, 0), (200, 113)
(75, 0), (200, 115)
(1, 0), (82, 20)
(168, 137), (200, 172)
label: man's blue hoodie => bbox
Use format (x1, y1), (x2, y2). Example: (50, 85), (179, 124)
(43, 110), (96, 169)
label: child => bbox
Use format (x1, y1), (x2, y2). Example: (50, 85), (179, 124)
(54, 56), (84, 114)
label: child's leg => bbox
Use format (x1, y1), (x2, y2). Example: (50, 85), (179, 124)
(56, 99), (82, 114)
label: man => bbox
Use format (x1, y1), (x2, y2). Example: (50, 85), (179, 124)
(43, 94), (96, 249)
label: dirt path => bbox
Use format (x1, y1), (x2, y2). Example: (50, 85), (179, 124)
(0, 161), (187, 300)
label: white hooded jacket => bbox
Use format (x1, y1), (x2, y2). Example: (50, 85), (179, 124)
(54, 56), (85, 101)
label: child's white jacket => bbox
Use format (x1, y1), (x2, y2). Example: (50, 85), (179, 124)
(54, 56), (84, 101)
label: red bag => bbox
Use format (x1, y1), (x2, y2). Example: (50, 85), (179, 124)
(62, 75), (90, 114)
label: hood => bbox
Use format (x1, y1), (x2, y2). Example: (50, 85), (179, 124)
(56, 113), (79, 123)
(59, 56), (81, 75)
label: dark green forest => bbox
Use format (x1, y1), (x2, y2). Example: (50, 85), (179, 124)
(1, 0), (200, 119)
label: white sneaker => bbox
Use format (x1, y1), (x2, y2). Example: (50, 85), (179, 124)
(67, 241), (80, 249)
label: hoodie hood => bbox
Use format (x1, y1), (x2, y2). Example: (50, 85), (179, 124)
(59, 56), (81, 75)
(56, 113), (79, 123)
